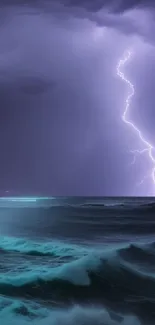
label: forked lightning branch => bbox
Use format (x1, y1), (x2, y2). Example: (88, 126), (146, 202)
(117, 50), (155, 187)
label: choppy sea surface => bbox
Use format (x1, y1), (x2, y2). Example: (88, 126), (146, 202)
(0, 196), (155, 325)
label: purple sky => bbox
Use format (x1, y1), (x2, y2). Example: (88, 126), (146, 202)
(0, 0), (155, 196)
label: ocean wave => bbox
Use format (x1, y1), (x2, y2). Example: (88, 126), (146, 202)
(119, 243), (155, 265)
(0, 303), (140, 325)
(0, 236), (90, 258)
(0, 242), (155, 324)
(67, 200), (155, 210)
(1, 235), (155, 324)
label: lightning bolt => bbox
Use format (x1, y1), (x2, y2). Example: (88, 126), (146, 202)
(116, 49), (155, 189)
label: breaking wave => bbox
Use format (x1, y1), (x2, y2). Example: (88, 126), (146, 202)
(0, 302), (140, 325)
(0, 235), (155, 324)
(0, 236), (89, 258)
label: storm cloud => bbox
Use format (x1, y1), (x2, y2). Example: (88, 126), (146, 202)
(0, 0), (154, 196)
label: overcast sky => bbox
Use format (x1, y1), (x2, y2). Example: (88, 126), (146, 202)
(0, 0), (155, 196)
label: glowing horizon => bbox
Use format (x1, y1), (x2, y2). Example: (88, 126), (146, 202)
(0, 197), (53, 201)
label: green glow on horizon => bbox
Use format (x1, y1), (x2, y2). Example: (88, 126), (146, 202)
(9, 198), (37, 202)
(0, 197), (53, 201)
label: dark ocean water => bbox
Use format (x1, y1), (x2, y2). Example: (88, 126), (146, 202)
(0, 197), (155, 325)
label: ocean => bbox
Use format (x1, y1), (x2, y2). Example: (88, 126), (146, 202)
(0, 197), (155, 325)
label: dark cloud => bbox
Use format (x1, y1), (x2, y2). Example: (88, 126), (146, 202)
(0, 0), (153, 43)
(0, 0), (154, 12)
(58, 0), (155, 12)
(0, 0), (154, 195)
(17, 77), (55, 95)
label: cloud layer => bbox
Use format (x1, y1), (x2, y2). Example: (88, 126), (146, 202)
(0, 0), (154, 195)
